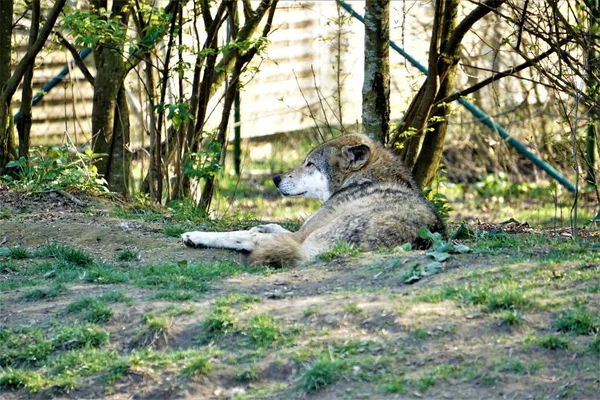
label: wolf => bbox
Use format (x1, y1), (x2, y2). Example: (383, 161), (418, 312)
(182, 134), (446, 266)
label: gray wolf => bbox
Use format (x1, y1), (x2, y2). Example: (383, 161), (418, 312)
(182, 134), (446, 266)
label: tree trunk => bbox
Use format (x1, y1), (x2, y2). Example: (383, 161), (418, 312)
(0, 0), (15, 172)
(17, 0), (40, 159)
(362, 0), (390, 144)
(89, 0), (130, 194)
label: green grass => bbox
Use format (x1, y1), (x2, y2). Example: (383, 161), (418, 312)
(317, 242), (360, 261)
(22, 282), (67, 301)
(303, 306), (321, 317)
(0, 324), (109, 367)
(114, 248), (139, 262)
(181, 355), (213, 377)
(152, 289), (195, 301)
(590, 336), (600, 356)
(246, 313), (283, 347)
(343, 302), (362, 314)
(383, 377), (406, 394)
(143, 314), (172, 336)
(532, 334), (570, 350)
(34, 243), (94, 267)
(7, 246), (30, 259)
(496, 310), (524, 326)
(204, 306), (237, 336)
(65, 298), (113, 324)
(554, 307), (599, 335)
(301, 357), (346, 393)
(0, 369), (48, 392)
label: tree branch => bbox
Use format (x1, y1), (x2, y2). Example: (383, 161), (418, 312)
(436, 40), (567, 106)
(445, 0), (506, 55)
(55, 32), (95, 85)
(1, 0), (67, 103)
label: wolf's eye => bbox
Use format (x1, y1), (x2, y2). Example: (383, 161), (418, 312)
(306, 161), (314, 167)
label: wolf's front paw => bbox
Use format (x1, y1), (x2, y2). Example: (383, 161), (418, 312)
(249, 223), (291, 234)
(181, 232), (207, 248)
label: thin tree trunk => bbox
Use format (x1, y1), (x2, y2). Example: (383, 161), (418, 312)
(362, 0), (390, 144)
(16, 0), (40, 159)
(0, 0), (15, 172)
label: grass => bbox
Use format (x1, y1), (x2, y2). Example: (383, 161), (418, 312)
(181, 354), (213, 377)
(317, 241), (360, 261)
(554, 307), (599, 335)
(0, 324), (109, 367)
(114, 248), (139, 262)
(22, 282), (67, 301)
(343, 302), (362, 314)
(496, 310), (524, 326)
(301, 357), (346, 393)
(531, 334), (570, 350)
(246, 313), (283, 347)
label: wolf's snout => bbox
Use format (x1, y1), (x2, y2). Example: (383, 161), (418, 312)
(273, 175), (282, 186)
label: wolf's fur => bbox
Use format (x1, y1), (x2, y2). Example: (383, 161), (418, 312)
(182, 134), (446, 266)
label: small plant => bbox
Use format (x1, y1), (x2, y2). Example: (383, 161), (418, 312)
(383, 377), (406, 393)
(533, 334), (570, 350)
(497, 310), (524, 326)
(303, 306), (321, 317)
(181, 355), (213, 377)
(204, 306), (237, 335)
(7, 247), (30, 260)
(413, 328), (430, 340)
(554, 307), (599, 335)
(35, 243), (94, 267)
(590, 336), (600, 356)
(65, 297), (114, 324)
(485, 286), (532, 312)
(236, 366), (260, 382)
(143, 314), (172, 336)
(246, 313), (282, 347)
(0, 369), (48, 392)
(2, 145), (107, 193)
(317, 241), (359, 261)
(343, 302), (362, 314)
(114, 248), (139, 262)
(152, 289), (195, 302)
(22, 283), (67, 301)
(301, 357), (346, 393)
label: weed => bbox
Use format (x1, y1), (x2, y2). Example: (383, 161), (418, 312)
(35, 243), (93, 267)
(417, 374), (436, 391)
(303, 306), (321, 317)
(483, 286), (533, 312)
(554, 307), (599, 335)
(214, 293), (261, 308)
(22, 282), (67, 301)
(236, 366), (260, 382)
(65, 297), (113, 323)
(383, 377), (406, 393)
(533, 334), (570, 350)
(413, 328), (430, 340)
(7, 247), (30, 259)
(301, 357), (346, 392)
(83, 263), (129, 284)
(53, 324), (110, 349)
(246, 313), (282, 347)
(163, 305), (195, 316)
(317, 242), (359, 261)
(589, 336), (600, 356)
(204, 306), (237, 335)
(0, 369), (48, 392)
(114, 248), (139, 262)
(143, 314), (172, 336)
(152, 289), (195, 302)
(181, 355), (213, 377)
(343, 302), (362, 314)
(497, 310), (524, 326)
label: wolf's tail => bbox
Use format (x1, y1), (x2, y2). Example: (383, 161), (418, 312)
(248, 234), (307, 268)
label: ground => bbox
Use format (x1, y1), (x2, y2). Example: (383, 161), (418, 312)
(0, 191), (598, 400)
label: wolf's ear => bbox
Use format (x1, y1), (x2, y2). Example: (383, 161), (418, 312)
(342, 144), (370, 171)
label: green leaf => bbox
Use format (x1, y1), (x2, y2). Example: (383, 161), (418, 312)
(0, 247), (10, 257)
(418, 227), (434, 240)
(452, 244), (471, 254)
(423, 261), (442, 276)
(426, 251), (451, 262)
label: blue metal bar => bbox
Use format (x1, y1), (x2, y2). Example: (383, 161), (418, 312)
(338, 0), (576, 193)
(13, 47), (92, 123)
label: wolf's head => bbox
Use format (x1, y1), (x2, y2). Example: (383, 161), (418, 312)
(273, 134), (417, 201)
